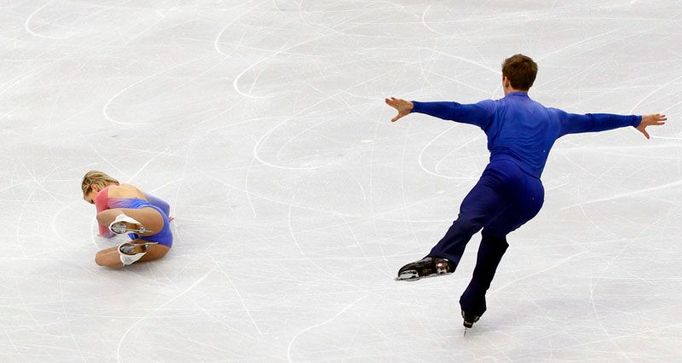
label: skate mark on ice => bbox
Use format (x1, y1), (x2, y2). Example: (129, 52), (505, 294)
(25, 1), (72, 40)
(244, 155), (258, 218)
(652, 135), (682, 141)
(629, 74), (682, 114)
(561, 178), (682, 210)
(253, 70), (391, 170)
(422, 48), (499, 74)
(489, 251), (588, 295)
(50, 199), (81, 248)
(588, 275), (637, 361)
(0, 65), (52, 98)
(124, 149), (171, 184)
(400, 128), (420, 246)
(55, 276), (88, 362)
(418, 125), (479, 180)
(25, 0), (130, 40)
(214, 0), (271, 58)
(287, 295), (367, 363)
(421, 5), (447, 36)
(203, 167), (456, 225)
(287, 201), (361, 288)
(232, 30), (331, 99)
(102, 55), (212, 126)
(537, 27), (626, 61)
(287, 198), (306, 256)
(212, 257), (264, 337)
(116, 269), (213, 362)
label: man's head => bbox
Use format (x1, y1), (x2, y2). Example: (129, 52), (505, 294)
(502, 54), (537, 94)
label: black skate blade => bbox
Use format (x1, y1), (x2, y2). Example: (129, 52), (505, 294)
(395, 270), (419, 281)
(395, 270), (453, 282)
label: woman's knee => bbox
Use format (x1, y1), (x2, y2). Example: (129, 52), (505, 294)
(95, 250), (118, 267)
(95, 252), (105, 266)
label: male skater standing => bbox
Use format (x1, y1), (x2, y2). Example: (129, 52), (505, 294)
(385, 54), (666, 329)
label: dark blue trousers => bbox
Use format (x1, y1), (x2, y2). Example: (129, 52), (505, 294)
(428, 159), (544, 316)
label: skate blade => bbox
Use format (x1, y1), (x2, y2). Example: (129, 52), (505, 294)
(111, 222), (150, 234)
(395, 270), (419, 281)
(462, 313), (479, 329)
(395, 270), (452, 282)
(119, 242), (158, 255)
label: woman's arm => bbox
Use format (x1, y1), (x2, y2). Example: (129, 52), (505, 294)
(94, 188), (115, 238)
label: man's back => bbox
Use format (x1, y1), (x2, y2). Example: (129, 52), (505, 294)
(486, 92), (558, 178)
(411, 92), (641, 179)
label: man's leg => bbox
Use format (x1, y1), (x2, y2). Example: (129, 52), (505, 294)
(428, 178), (508, 267)
(459, 230), (509, 317)
(397, 170), (511, 280)
(459, 174), (544, 322)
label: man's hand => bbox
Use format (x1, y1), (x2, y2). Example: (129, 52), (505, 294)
(385, 97), (414, 122)
(637, 114), (667, 139)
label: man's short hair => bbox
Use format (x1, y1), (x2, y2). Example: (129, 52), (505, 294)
(502, 54), (538, 91)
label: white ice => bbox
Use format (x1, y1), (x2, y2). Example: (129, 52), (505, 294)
(1, 0), (681, 361)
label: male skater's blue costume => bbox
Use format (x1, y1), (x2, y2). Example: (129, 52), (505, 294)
(411, 91), (641, 317)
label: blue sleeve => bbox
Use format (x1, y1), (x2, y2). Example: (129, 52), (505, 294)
(411, 100), (495, 129)
(145, 194), (171, 216)
(554, 109), (642, 137)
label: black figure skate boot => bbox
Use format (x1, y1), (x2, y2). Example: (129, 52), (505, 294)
(396, 257), (454, 281)
(461, 310), (480, 329)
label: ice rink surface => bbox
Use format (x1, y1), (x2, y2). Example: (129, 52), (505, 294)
(1, 0), (681, 361)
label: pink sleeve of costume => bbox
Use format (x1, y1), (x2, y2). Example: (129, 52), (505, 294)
(95, 188), (115, 238)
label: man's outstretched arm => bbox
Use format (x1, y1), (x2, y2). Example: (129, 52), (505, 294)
(556, 109), (666, 139)
(636, 114), (667, 139)
(385, 97), (495, 129)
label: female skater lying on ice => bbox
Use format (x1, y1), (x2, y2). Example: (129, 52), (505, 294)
(81, 171), (173, 268)
(386, 54), (667, 330)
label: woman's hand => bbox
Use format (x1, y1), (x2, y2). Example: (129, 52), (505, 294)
(637, 114), (667, 139)
(385, 97), (414, 122)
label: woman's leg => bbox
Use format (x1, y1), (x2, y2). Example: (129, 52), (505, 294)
(96, 207), (164, 237)
(95, 240), (170, 268)
(94, 246), (121, 268)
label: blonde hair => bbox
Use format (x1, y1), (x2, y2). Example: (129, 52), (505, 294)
(81, 170), (119, 196)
